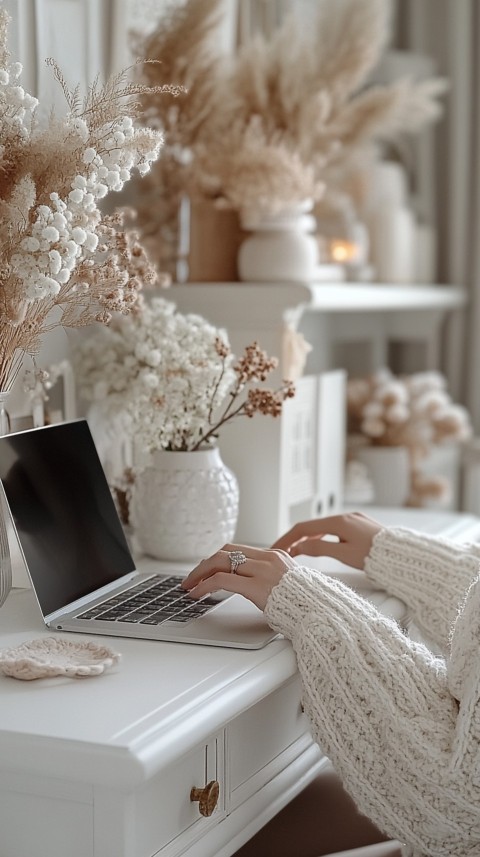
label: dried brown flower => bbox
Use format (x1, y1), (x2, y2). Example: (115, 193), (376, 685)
(244, 384), (296, 419)
(190, 343), (295, 450)
(234, 342), (278, 385)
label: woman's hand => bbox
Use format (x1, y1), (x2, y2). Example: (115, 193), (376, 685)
(271, 511), (383, 570)
(181, 543), (295, 611)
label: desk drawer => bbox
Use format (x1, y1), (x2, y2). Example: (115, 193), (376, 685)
(0, 772), (92, 857)
(131, 731), (225, 857)
(228, 675), (308, 807)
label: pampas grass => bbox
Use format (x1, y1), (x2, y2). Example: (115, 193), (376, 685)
(131, 0), (223, 145)
(130, 0), (224, 275)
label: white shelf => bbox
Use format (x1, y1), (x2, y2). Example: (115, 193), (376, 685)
(306, 282), (466, 312)
(172, 281), (467, 377)
(174, 281), (466, 314)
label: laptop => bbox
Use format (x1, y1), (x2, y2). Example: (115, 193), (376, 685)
(0, 420), (278, 649)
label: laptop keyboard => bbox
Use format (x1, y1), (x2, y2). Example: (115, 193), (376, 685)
(76, 575), (219, 625)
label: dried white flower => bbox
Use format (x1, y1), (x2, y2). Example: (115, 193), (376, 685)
(348, 369), (472, 459)
(75, 297), (294, 453)
(347, 368), (473, 507)
(0, 7), (171, 391)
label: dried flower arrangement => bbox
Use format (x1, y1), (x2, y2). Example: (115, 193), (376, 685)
(347, 369), (472, 505)
(74, 296), (295, 453)
(130, 0), (223, 275)
(0, 8), (180, 394)
(131, 0), (447, 270)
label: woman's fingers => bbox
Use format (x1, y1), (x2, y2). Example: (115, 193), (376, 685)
(183, 546), (254, 590)
(186, 570), (253, 601)
(192, 571), (273, 611)
(183, 544), (290, 591)
(271, 515), (348, 552)
(271, 512), (383, 569)
(181, 514), (383, 610)
(288, 537), (364, 569)
(182, 551), (229, 591)
(288, 536), (343, 560)
(182, 545), (292, 611)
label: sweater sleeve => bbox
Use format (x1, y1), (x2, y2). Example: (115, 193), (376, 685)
(364, 528), (480, 655)
(264, 567), (480, 855)
(447, 575), (480, 778)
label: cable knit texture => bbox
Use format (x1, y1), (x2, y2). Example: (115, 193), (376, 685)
(264, 527), (480, 857)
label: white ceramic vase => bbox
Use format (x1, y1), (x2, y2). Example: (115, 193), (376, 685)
(355, 445), (411, 507)
(131, 447), (240, 562)
(237, 201), (319, 283)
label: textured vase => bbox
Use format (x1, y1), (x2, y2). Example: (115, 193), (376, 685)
(237, 201), (319, 283)
(355, 445), (411, 507)
(0, 390), (12, 608)
(131, 447), (240, 562)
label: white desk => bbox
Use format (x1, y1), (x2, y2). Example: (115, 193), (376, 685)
(0, 588), (326, 857)
(1, 507), (480, 857)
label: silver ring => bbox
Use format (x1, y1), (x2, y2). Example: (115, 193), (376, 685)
(228, 550), (247, 574)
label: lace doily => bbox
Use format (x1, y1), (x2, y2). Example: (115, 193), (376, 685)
(0, 636), (121, 680)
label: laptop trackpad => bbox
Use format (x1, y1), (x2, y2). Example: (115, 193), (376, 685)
(181, 594), (279, 649)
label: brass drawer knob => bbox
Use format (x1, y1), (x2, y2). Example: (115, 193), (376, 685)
(190, 779), (220, 817)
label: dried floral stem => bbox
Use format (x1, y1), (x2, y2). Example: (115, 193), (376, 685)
(190, 376), (295, 451)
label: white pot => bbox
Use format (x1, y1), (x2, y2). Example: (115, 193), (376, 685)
(238, 202), (319, 283)
(131, 447), (239, 562)
(355, 445), (411, 507)
(416, 443), (461, 509)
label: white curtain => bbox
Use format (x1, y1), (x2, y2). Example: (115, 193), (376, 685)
(5, 0), (128, 108)
(394, 0), (480, 429)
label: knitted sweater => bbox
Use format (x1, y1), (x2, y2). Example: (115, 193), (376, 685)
(264, 527), (480, 857)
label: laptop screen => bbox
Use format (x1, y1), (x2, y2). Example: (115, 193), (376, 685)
(0, 420), (135, 616)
